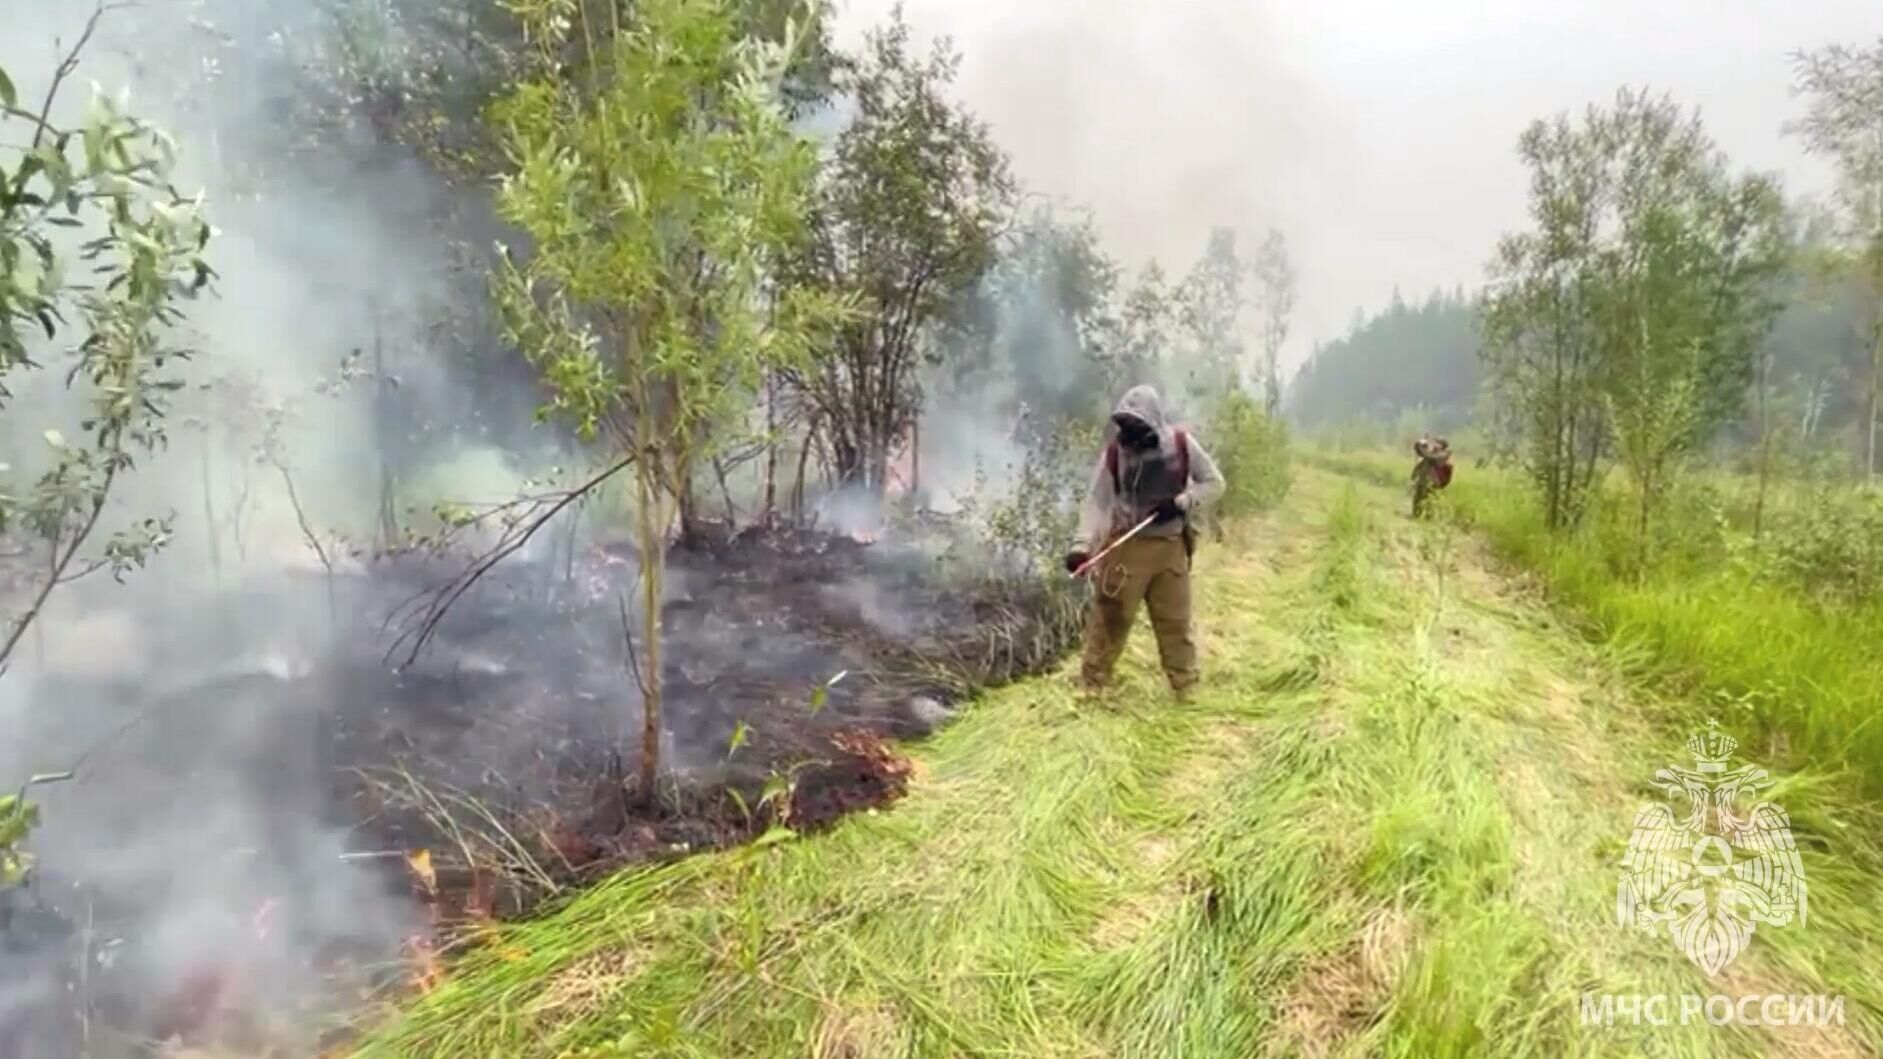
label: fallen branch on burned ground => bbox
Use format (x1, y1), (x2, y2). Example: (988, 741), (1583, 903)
(381, 455), (635, 668)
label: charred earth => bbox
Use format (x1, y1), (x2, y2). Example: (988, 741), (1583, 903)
(0, 519), (1080, 1058)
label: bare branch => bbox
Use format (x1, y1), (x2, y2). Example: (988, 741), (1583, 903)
(29, 1), (131, 150)
(383, 454), (635, 668)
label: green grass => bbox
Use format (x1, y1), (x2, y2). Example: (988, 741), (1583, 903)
(1299, 447), (1883, 796)
(353, 464), (1883, 1059)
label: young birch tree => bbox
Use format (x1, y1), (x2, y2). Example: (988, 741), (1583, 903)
(1788, 39), (1883, 480)
(1590, 96), (1787, 565)
(1481, 109), (1609, 530)
(1253, 228), (1296, 417)
(490, 0), (837, 802)
(1483, 90), (1786, 534)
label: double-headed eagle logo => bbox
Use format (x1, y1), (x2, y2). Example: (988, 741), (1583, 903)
(1616, 723), (1808, 976)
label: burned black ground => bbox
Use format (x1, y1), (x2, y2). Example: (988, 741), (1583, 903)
(0, 520), (1081, 1057)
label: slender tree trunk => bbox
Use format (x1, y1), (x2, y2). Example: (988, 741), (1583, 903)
(200, 433), (221, 581)
(1754, 347), (1772, 545)
(563, 500), (581, 586)
(634, 458), (664, 807)
(792, 418), (817, 525)
(675, 451), (698, 545)
(1868, 315), (1882, 481)
(761, 373), (777, 525)
(374, 308), (397, 548)
(1636, 469), (1652, 581)
(910, 417), (920, 500)
(714, 456), (736, 526)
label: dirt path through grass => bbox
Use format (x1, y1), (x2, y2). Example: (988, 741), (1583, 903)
(354, 466), (1880, 1059)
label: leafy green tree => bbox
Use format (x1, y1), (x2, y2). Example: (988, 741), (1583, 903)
(1591, 97), (1788, 559)
(786, 8), (1013, 495)
(1208, 389), (1290, 516)
(1484, 89), (1787, 536)
(1788, 38), (1883, 479)
(1481, 105), (1611, 530)
(489, 0), (837, 801)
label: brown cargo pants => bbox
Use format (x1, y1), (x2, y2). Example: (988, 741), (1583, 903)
(1080, 534), (1197, 694)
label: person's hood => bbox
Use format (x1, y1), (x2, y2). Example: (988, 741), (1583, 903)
(1112, 384), (1170, 436)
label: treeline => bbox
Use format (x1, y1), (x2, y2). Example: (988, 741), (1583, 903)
(1288, 288), (1480, 432)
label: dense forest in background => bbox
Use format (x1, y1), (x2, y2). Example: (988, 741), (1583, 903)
(1286, 288), (1480, 432)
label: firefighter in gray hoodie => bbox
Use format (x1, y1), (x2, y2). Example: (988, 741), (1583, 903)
(1065, 385), (1225, 698)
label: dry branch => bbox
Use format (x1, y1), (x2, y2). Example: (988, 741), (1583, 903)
(382, 454), (635, 668)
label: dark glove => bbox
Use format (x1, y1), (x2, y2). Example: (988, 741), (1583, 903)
(1151, 497), (1184, 524)
(1065, 550), (1091, 575)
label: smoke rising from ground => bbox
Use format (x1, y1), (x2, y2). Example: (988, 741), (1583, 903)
(0, 2), (556, 1051)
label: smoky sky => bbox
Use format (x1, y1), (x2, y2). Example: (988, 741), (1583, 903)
(832, 0), (1881, 377)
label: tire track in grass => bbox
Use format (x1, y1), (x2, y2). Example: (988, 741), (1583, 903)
(1298, 463), (1877, 1059)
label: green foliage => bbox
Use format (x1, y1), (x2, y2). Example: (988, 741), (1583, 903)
(1753, 483), (1883, 603)
(0, 793), (41, 887)
(1788, 38), (1883, 478)
(787, 9), (1014, 490)
(1482, 88), (1789, 534)
(491, 0), (842, 795)
(0, 56), (215, 665)
(1206, 389), (1291, 517)
(950, 416), (1100, 580)
(491, 0), (832, 453)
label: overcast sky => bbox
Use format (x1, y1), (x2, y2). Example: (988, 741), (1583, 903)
(831, 0), (1881, 374)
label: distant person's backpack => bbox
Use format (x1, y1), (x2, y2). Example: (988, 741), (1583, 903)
(1434, 460), (1453, 488)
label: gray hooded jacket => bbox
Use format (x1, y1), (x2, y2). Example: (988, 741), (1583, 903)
(1072, 385), (1226, 553)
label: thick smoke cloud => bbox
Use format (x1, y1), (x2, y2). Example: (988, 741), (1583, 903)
(832, 0), (1882, 376)
(0, 2), (561, 1053)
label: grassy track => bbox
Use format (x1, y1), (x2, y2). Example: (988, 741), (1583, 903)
(355, 465), (1882, 1059)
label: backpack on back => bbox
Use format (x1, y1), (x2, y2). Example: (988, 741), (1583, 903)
(1104, 428), (1195, 565)
(1104, 427), (1188, 493)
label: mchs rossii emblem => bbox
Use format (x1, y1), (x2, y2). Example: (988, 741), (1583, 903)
(1616, 723), (1808, 976)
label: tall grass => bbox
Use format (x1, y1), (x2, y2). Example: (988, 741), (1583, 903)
(1301, 445), (1883, 798)
(350, 464), (1883, 1058)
